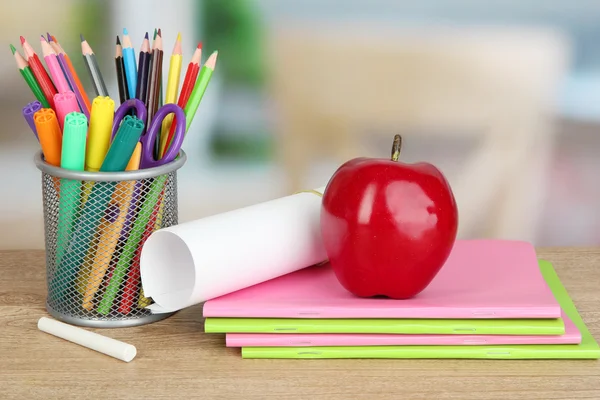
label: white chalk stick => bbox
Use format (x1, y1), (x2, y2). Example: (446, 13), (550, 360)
(37, 317), (137, 362)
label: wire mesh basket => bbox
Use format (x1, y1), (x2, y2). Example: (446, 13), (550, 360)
(34, 150), (186, 328)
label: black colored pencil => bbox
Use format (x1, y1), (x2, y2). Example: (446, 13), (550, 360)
(115, 36), (129, 104)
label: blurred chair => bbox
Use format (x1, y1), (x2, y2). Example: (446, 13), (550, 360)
(266, 22), (570, 242)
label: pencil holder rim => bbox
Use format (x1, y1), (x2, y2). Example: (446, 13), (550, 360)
(33, 150), (187, 181)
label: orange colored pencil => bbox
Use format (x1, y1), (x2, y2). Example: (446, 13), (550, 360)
(49, 33), (92, 114)
(20, 36), (57, 109)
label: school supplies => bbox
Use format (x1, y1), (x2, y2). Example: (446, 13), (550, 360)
(22, 101), (42, 140)
(115, 36), (129, 104)
(81, 35), (109, 97)
(40, 36), (70, 94)
(54, 91), (79, 130)
(139, 187), (328, 313)
(85, 96), (115, 172)
(203, 240), (561, 319)
(121, 29), (137, 100)
(38, 317), (137, 362)
(56, 112), (88, 265)
(33, 108), (62, 167)
(15, 26), (218, 325)
(226, 310), (582, 346)
(240, 261), (600, 359)
(20, 36), (57, 108)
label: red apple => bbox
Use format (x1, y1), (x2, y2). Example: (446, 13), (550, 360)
(320, 135), (458, 299)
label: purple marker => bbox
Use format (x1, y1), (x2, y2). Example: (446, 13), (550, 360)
(22, 101), (42, 142)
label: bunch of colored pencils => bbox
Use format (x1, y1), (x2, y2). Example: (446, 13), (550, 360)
(12, 29), (217, 160)
(11, 28), (218, 316)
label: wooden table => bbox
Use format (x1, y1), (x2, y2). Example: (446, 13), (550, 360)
(1, 248), (599, 399)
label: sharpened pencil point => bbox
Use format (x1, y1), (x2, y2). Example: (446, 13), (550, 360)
(197, 42), (203, 49)
(40, 35), (47, 42)
(9, 44), (16, 55)
(19, 36), (25, 45)
(116, 36), (121, 45)
(177, 32), (181, 42)
(47, 33), (53, 42)
(144, 32), (149, 40)
(157, 28), (162, 37)
(123, 28), (128, 35)
(80, 34), (85, 42)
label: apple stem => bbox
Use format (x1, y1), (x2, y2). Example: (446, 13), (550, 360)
(391, 134), (402, 161)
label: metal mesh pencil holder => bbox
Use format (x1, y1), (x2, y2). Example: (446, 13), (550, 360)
(34, 150), (186, 328)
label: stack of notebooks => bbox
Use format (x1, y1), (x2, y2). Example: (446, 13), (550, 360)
(202, 240), (600, 359)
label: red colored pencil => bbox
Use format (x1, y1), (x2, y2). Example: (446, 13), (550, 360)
(160, 42), (202, 157)
(20, 36), (57, 109)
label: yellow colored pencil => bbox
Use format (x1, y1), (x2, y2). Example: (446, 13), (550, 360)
(83, 143), (142, 310)
(159, 33), (182, 157)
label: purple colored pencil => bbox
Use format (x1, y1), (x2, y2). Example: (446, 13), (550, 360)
(22, 100), (42, 141)
(57, 53), (90, 119)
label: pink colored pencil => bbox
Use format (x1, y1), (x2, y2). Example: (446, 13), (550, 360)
(40, 36), (70, 93)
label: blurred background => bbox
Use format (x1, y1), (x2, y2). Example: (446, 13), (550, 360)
(1, 0), (599, 249)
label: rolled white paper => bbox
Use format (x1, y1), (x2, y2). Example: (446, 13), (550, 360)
(37, 317), (137, 362)
(140, 187), (328, 313)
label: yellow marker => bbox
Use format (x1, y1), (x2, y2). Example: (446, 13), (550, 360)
(83, 143), (141, 310)
(159, 33), (182, 157)
(85, 96), (115, 172)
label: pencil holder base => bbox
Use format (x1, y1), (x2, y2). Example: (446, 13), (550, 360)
(46, 302), (175, 328)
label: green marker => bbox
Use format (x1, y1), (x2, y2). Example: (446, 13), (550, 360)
(184, 50), (218, 133)
(55, 112), (87, 266)
(53, 116), (144, 301)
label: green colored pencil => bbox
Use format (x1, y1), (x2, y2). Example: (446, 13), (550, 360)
(11, 44), (50, 108)
(184, 50), (218, 134)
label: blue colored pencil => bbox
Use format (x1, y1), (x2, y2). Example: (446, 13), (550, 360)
(121, 29), (137, 99)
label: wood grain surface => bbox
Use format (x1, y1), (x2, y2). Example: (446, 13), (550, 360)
(1, 248), (599, 400)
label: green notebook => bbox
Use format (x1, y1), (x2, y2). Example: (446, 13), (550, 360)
(241, 260), (600, 359)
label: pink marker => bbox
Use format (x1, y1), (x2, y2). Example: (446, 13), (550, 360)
(40, 36), (70, 93)
(54, 91), (79, 131)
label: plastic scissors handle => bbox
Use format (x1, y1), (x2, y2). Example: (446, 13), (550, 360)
(139, 103), (186, 169)
(111, 99), (148, 141)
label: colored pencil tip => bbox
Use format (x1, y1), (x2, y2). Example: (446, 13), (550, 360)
(123, 28), (128, 35)
(80, 34), (85, 42)
(47, 33), (53, 42)
(116, 35), (121, 45)
(9, 44), (16, 55)
(144, 32), (149, 40)
(40, 35), (47, 42)
(197, 42), (203, 49)
(19, 36), (25, 45)
(177, 32), (181, 42)
(157, 28), (162, 37)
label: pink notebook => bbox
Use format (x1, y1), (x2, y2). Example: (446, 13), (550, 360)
(226, 311), (580, 347)
(203, 240), (561, 319)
